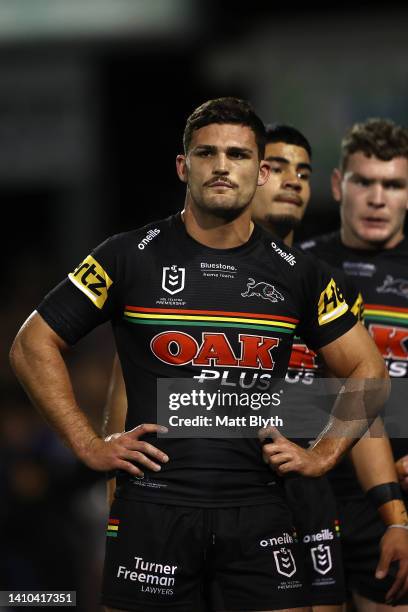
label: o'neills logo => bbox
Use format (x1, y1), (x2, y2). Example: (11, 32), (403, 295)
(138, 228), (160, 250)
(260, 532), (294, 547)
(271, 241), (296, 266)
(303, 529), (333, 543)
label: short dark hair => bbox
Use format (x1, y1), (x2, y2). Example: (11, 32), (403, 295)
(265, 123), (312, 159)
(183, 97), (266, 159)
(340, 118), (408, 172)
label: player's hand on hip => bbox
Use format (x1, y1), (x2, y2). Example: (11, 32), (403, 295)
(376, 526), (408, 603)
(83, 423), (169, 477)
(258, 426), (326, 477)
(396, 455), (408, 492)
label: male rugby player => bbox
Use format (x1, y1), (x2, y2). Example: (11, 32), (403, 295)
(301, 118), (408, 611)
(10, 98), (387, 612)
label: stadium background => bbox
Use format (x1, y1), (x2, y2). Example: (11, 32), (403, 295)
(2, 1), (408, 610)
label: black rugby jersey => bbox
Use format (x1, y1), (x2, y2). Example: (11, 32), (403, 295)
(300, 231), (408, 496)
(38, 213), (355, 507)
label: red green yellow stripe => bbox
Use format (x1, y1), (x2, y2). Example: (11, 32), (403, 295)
(126, 306), (298, 323)
(107, 518), (120, 538)
(364, 304), (408, 326)
(123, 306), (298, 335)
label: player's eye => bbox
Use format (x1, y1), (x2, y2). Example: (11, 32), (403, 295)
(384, 180), (405, 190)
(355, 177), (371, 187)
(228, 149), (250, 159)
(196, 149), (212, 157)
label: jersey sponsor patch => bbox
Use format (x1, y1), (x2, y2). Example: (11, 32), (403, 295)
(318, 278), (348, 326)
(68, 254), (113, 309)
(350, 292), (364, 321)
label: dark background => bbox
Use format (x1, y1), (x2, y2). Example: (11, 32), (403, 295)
(2, 2), (408, 610)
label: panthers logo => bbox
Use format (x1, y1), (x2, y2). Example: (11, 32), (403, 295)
(377, 275), (408, 300)
(241, 278), (284, 303)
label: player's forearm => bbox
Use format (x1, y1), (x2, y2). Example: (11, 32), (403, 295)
(350, 425), (408, 525)
(103, 353), (127, 437)
(310, 359), (390, 473)
(104, 355), (127, 508)
(351, 422), (398, 491)
(10, 328), (99, 461)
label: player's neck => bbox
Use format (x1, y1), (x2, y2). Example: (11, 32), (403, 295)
(283, 231), (294, 247)
(182, 204), (254, 249)
(254, 217), (294, 246)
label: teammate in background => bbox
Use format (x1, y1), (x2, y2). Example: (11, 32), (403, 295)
(300, 118), (408, 611)
(10, 98), (388, 612)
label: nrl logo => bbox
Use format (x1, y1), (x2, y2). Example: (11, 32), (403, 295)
(241, 278), (284, 303)
(311, 544), (332, 575)
(273, 547), (296, 578)
(162, 265), (185, 295)
(377, 275), (408, 300)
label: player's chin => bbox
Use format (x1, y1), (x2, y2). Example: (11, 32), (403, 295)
(203, 199), (250, 219)
(360, 228), (391, 244)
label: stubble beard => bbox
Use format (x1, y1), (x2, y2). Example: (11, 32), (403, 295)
(192, 192), (252, 222)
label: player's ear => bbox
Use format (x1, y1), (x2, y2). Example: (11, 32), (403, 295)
(257, 160), (270, 186)
(331, 168), (342, 202)
(176, 155), (188, 183)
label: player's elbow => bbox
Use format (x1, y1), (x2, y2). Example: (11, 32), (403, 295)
(10, 324), (35, 379)
(365, 351), (389, 381)
(9, 312), (53, 379)
(362, 355), (391, 408)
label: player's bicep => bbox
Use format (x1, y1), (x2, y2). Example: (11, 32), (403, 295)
(317, 320), (386, 379)
(13, 310), (69, 354)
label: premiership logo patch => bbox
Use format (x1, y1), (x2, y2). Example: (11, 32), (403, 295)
(318, 278), (348, 325)
(311, 544), (332, 575)
(162, 265), (185, 295)
(68, 255), (113, 309)
(273, 547), (297, 578)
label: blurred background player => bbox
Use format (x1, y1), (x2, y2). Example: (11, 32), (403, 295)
(300, 118), (408, 611)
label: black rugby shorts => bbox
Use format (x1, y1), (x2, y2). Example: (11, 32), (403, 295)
(101, 497), (310, 611)
(285, 474), (346, 605)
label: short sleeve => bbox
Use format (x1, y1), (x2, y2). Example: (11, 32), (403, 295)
(343, 274), (364, 322)
(296, 254), (357, 351)
(37, 236), (120, 345)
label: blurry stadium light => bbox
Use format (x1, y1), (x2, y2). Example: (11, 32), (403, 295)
(0, 0), (195, 40)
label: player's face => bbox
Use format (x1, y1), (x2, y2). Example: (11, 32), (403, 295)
(251, 141), (311, 229)
(333, 152), (408, 249)
(176, 123), (269, 220)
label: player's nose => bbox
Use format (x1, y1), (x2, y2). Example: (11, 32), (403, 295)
(368, 183), (385, 207)
(282, 169), (301, 191)
(213, 152), (229, 174)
